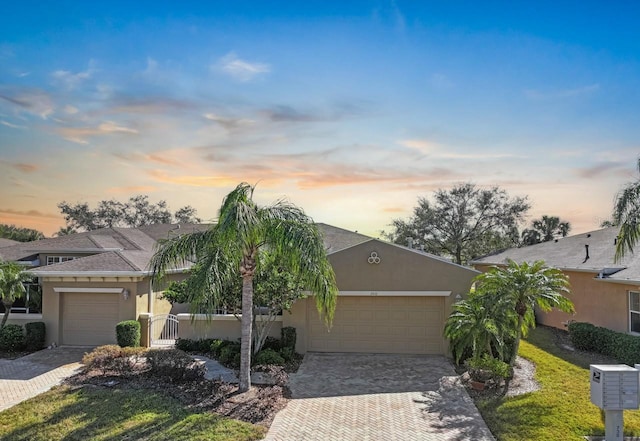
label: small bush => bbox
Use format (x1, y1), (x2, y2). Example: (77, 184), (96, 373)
(281, 326), (296, 350)
(175, 338), (196, 352)
(261, 336), (282, 351)
(218, 343), (241, 368)
(465, 354), (511, 383)
(279, 346), (295, 362)
(82, 345), (148, 376)
(0, 324), (25, 351)
(146, 348), (205, 382)
(254, 348), (285, 366)
(24, 322), (46, 350)
(197, 338), (215, 353)
(116, 320), (141, 347)
(209, 339), (225, 357)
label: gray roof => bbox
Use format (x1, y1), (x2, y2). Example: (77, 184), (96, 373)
(316, 223), (371, 254)
(472, 226), (640, 283)
(0, 238), (19, 248)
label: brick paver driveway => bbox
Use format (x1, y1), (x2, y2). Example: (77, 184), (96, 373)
(264, 353), (495, 441)
(0, 347), (87, 412)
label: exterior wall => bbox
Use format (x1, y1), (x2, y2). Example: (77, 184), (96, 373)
(177, 314), (282, 341)
(474, 265), (635, 334)
(0, 313), (44, 328)
(41, 278), (141, 346)
(283, 299), (309, 353)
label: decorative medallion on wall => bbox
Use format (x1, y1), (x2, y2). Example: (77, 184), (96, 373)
(367, 251), (381, 264)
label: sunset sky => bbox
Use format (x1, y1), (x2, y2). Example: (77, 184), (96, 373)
(1, 1), (639, 238)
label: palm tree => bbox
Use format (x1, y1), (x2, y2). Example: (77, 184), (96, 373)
(444, 292), (515, 365)
(150, 183), (338, 392)
(614, 158), (640, 261)
(475, 259), (573, 366)
(521, 215), (571, 245)
(0, 260), (32, 328)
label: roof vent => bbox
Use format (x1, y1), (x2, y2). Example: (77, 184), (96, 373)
(554, 239), (558, 243)
(407, 237), (414, 249)
(587, 233), (591, 238)
(583, 244), (590, 263)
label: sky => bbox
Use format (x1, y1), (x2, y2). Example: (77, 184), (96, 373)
(1, 1), (639, 238)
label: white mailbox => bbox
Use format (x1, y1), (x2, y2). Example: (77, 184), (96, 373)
(590, 364), (639, 410)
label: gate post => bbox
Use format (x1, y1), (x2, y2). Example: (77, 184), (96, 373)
(139, 313), (151, 347)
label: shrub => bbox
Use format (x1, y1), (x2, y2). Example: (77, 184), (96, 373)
(279, 346), (295, 362)
(116, 320), (141, 347)
(254, 348), (285, 366)
(24, 322), (46, 350)
(281, 326), (296, 350)
(261, 336), (282, 351)
(210, 339), (225, 357)
(146, 348), (205, 382)
(175, 338), (196, 352)
(82, 345), (126, 375)
(0, 324), (25, 351)
(218, 343), (241, 368)
(465, 354), (511, 384)
(568, 321), (640, 366)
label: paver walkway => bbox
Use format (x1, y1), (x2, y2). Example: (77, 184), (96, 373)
(0, 347), (87, 412)
(263, 353), (495, 441)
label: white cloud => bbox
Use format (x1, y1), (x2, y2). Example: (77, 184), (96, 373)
(98, 121), (138, 134)
(51, 60), (97, 89)
(1, 120), (26, 129)
(215, 52), (270, 82)
(64, 105), (78, 115)
(524, 83), (600, 100)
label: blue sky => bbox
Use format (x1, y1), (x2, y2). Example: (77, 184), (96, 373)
(1, 1), (639, 236)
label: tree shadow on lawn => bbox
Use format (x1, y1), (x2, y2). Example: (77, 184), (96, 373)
(0, 385), (263, 441)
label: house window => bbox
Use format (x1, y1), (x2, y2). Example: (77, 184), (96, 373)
(630, 291), (640, 334)
(46, 256), (76, 265)
(0, 281), (42, 314)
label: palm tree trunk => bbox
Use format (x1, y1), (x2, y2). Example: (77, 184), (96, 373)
(0, 300), (12, 329)
(509, 314), (524, 366)
(239, 274), (254, 392)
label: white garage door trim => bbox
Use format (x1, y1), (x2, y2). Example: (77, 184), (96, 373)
(339, 290), (451, 297)
(54, 287), (124, 293)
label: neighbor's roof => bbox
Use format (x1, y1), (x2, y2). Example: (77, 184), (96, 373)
(316, 223), (371, 254)
(471, 227), (640, 283)
(0, 238), (20, 248)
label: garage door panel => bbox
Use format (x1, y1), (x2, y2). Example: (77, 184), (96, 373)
(308, 295), (445, 355)
(62, 293), (120, 346)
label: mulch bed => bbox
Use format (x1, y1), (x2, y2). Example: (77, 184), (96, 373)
(65, 363), (290, 427)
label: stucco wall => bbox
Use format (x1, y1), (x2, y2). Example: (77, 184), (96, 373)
(177, 314), (283, 341)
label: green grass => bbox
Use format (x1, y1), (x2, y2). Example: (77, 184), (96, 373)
(0, 385), (265, 441)
(477, 326), (640, 441)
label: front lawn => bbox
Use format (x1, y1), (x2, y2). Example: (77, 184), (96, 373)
(0, 385), (265, 441)
(476, 326), (640, 440)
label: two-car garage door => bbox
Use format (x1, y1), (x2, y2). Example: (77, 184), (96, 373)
(62, 293), (120, 346)
(307, 296), (445, 354)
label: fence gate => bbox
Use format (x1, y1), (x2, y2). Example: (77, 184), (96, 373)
(149, 314), (179, 347)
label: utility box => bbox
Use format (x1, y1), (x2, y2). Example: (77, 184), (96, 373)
(590, 364), (639, 410)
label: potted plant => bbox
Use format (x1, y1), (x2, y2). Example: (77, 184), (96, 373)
(465, 354), (510, 390)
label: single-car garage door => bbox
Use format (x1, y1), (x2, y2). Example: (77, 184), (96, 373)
(307, 295), (445, 354)
(62, 293), (120, 346)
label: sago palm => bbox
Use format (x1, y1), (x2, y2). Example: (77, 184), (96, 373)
(0, 260), (32, 328)
(150, 183), (338, 392)
(475, 259), (573, 366)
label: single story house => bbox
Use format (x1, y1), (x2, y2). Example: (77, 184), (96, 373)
(0, 223), (478, 355)
(472, 227), (640, 335)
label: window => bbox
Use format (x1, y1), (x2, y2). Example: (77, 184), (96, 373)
(630, 291), (640, 334)
(46, 256), (76, 265)
(0, 280), (42, 314)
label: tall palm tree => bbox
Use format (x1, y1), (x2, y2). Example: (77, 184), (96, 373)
(150, 183), (338, 392)
(521, 215), (571, 245)
(614, 158), (640, 261)
(0, 260), (32, 328)
(475, 259), (573, 366)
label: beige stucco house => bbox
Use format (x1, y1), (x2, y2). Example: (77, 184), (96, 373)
(472, 227), (640, 335)
(0, 223), (478, 355)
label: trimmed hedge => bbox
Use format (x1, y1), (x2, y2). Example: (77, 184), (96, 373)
(568, 321), (640, 365)
(146, 348), (205, 382)
(254, 348), (285, 366)
(0, 324), (25, 351)
(25, 322), (46, 350)
(116, 320), (141, 347)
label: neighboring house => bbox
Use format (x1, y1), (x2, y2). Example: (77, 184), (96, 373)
(472, 227), (640, 335)
(0, 223), (478, 355)
(0, 238), (20, 248)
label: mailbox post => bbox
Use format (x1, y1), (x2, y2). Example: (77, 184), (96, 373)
(590, 364), (639, 441)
